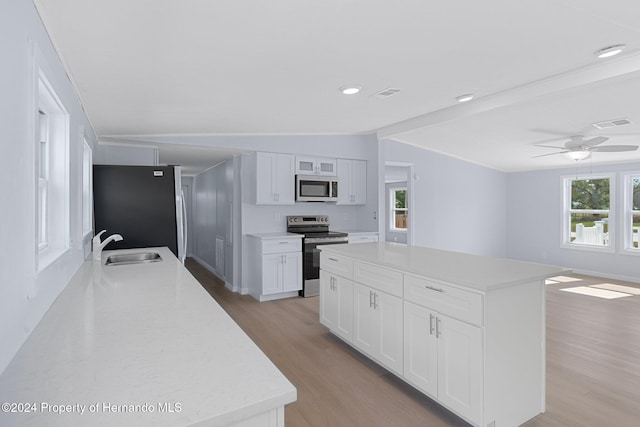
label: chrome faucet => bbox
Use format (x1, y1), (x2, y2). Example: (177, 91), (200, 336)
(92, 230), (123, 261)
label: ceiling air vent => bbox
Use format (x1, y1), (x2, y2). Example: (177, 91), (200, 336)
(375, 88), (401, 98)
(592, 118), (632, 129)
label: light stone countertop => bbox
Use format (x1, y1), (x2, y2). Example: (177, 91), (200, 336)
(0, 247), (296, 426)
(321, 242), (568, 292)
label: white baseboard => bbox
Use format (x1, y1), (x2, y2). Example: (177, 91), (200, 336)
(570, 268), (640, 285)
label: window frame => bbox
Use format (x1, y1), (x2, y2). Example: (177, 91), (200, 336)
(622, 172), (640, 255)
(82, 136), (93, 238)
(35, 63), (70, 271)
(561, 173), (615, 253)
(390, 187), (408, 232)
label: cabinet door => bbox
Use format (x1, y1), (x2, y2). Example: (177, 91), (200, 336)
(319, 272), (338, 330)
(437, 314), (482, 424)
(282, 252), (302, 292)
(353, 283), (376, 355)
(335, 275), (354, 342)
(375, 290), (403, 375)
(336, 159), (352, 205)
(351, 160), (367, 205)
(295, 157), (316, 174)
(317, 158), (336, 175)
(256, 153), (294, 205)
(262, 253), (283, 295)
(256, 152), (277, 204)
(274, 154), (295, 204)
(403, 302), (438, 398)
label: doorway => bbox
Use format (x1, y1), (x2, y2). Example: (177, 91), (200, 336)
(384, 162), (414, 244)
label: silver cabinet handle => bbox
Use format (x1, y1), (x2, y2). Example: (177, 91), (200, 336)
(279, 241), (289, 244)
(436, 317), (441, 338)
(429, 314), (435, 335)
(369, 291), (373, 308)
(425, 285), (444, 293)
(328, 257), (339, 262)
(373, 292), (378, 309)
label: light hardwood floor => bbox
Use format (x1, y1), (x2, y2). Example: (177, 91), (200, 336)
(185, 260), (640, 427)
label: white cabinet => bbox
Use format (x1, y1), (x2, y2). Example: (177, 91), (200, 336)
(403, 301), (482, 423)
(255, 152), (295, 204)
(319, 271), (354, 342)
(347, 232), (378, 244)
(320, 243), (552, 427)
(353, 282), (403, 375)
(295, 156), (336, 176)
(337, 159), (366, 205)
(248, 235), (302, 302)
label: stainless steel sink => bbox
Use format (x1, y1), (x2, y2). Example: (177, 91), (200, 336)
(105, 252), (162, 266)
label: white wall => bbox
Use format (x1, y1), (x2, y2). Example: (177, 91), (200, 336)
(191, 160), (235, 287)
(381, 139), (507, 257)
(0, 0), (96, 374)
(507, 162), (640, 282)
(93, 143), (158, 166)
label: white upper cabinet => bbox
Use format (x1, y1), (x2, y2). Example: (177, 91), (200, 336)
(255, 152), (295, 204)
(295, 156), (336, 176)
(337, 159), (366, 205)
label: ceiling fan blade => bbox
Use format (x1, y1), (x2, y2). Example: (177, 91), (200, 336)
(582, 136), (609, 147)
(533, 144), (567, 150)
(590, 145), (639, 152)
(532, 150), (569, 158)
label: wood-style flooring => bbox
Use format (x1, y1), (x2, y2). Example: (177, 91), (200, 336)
(185, 260), (640, 427)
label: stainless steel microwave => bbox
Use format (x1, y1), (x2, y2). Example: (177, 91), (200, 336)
(295, 175), (338, 202)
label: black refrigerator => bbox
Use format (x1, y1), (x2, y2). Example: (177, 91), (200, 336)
(93, 165), (186, 262)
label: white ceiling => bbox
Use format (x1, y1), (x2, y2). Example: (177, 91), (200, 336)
(33, 0), (640, 173)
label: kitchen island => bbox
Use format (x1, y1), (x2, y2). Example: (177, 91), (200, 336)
(319, 242), (567, 427)
(0, 247), (296, 427)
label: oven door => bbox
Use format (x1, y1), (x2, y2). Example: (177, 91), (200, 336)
(302, 237), (348, 297)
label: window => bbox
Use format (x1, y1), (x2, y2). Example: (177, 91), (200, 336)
(623, 173), (640, 253)
(36, 71), (70, 270)
(82, 137), (93, 236)
(562, 175), (614, 251)
(391, 188), (407, 231)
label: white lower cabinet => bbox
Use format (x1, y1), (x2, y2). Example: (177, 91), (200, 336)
(320, 245), (550, 427)
(319, 271), (354, 342)
(248, 235), (302, 302)
(404, 301), (482, 424)
(353, 283), (403, 376)
(263, 252), (302, 295)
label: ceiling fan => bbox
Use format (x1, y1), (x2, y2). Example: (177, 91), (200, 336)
(533, 135), (638, 160)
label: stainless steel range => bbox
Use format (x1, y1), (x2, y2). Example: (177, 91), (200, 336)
(287, 215), (348, 297)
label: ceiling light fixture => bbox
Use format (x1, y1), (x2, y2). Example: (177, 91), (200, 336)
(340, 85), (362, 95)
(565, 151), (591, 161)
(594, 44), (626, 59)
(456, 94), (474, 103)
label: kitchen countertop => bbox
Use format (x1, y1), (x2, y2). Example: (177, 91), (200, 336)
(0, 247), (296, 427)
(321, 242), (568, 292)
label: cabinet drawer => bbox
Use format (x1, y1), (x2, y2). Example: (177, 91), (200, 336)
(262, 239), (301, 254)
(320, 253), (353, 279)
(353, 262), (403, 298)
(404, 275), (483, 326)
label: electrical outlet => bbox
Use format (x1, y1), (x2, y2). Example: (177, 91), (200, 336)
(343, 212), (349, 221)
(372, 211), (377, 220)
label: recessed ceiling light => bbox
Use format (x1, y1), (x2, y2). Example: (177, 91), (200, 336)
(456, 94), (474, 103)
(594, 44), (626, 59)
(340, 85), (362, 95)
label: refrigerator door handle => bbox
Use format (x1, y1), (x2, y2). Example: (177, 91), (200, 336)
(181, 189), (188, 263)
